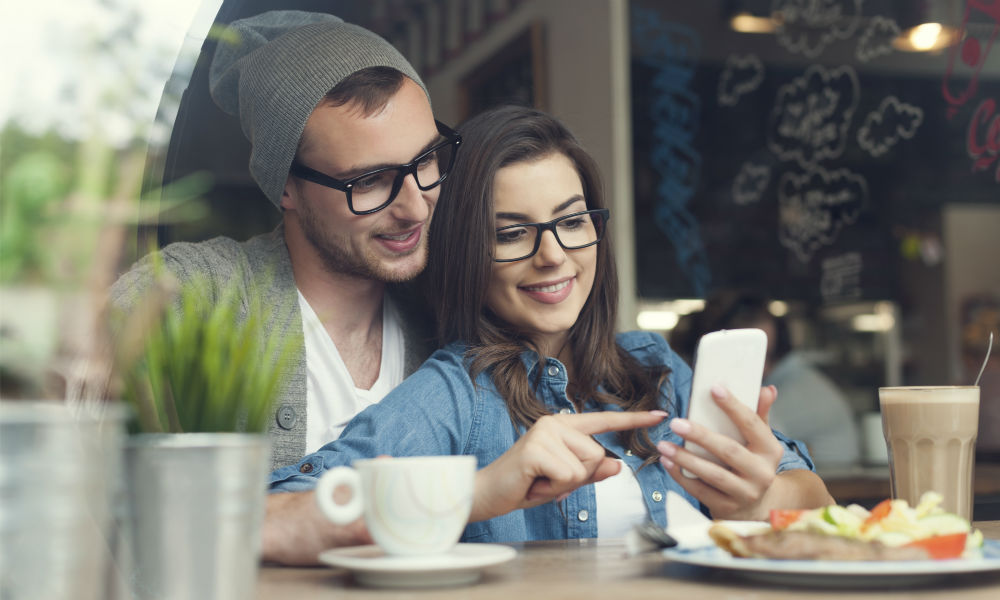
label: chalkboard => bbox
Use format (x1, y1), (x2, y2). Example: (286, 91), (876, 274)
(630, 0), (999, 303)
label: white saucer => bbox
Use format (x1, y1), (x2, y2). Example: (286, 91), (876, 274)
(318, 543), (517, 588)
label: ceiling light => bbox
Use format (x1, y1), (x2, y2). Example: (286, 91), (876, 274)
(729, 12), (778, 34)
(852, 312), (896, 332)
(768, 300), (789, 317)
(894, 22), (958, 52)
(637, 310), (680, 331)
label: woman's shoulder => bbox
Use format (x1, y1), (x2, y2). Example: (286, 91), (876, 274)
(615, 330), (675, 359)
(403, 341), (482, 386)
(616, 330), (692, 377)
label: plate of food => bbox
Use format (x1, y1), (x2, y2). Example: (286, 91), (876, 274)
(661, 492), (1000, 587)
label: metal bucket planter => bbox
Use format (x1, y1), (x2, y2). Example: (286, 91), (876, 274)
(120, 433), (270, 600)
(0, 401), (125, 600)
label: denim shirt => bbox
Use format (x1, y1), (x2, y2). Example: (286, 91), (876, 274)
(269, 331), (814, 543)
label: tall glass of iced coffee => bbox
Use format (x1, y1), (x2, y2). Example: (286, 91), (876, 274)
(879, 386), (980, 520)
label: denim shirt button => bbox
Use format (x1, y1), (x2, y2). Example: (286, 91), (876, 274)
(547, 365), (560, 377)
(625, 449), (633, 456)
(577, 509), (589, 522)
(299, 463), (314, 474)
(276, 404), (298, 430)
(651, 490), (663, 502)
(559, 408), (573, 415)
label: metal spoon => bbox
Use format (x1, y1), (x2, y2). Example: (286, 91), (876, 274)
(974, 332), (994, 387)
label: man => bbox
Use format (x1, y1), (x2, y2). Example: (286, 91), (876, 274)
(112, 11), (454, 470)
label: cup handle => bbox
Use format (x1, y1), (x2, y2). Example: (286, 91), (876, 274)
(315, 466), (363, 525)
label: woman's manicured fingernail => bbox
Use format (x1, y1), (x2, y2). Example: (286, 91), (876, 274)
(669, 418), (691, 434)
(657, 441), (676, 457)
(660, 456), (675, 470)
(711, 384), (727, 398)
(650, 410), (669, 418)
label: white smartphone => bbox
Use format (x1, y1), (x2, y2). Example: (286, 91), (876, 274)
(681, 328), (768, 477)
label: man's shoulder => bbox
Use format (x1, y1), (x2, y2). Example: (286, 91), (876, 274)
(111, 229), (289, 310)
(159, 229), (284, 270)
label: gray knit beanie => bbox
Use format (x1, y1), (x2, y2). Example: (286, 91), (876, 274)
(208, 10), (429, 207)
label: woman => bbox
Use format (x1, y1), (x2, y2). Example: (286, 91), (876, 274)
(269, 106), (833, 544)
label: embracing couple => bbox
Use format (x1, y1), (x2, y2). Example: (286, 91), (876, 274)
(111, 10), (834, 565)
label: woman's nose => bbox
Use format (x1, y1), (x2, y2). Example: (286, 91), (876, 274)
(533, 230), (566, 266)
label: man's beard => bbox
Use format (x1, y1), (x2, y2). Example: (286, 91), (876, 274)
(297, 196), (427, 283)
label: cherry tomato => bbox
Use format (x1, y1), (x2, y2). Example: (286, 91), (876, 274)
(862, 499), (893, 531)
(769, 509), (805, 530)
(904, 533), (967, 560)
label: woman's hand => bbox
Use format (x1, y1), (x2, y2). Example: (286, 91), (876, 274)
(469, 410), (668, 522)
(656, 385), (830, 520)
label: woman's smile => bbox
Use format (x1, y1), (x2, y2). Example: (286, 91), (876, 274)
(519, 276), (575, 303)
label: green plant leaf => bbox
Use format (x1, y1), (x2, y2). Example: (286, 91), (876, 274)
(114, 261), (301, 434)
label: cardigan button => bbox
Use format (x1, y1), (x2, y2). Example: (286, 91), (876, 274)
(276, 404), (298, 430)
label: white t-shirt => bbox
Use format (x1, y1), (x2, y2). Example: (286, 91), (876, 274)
(593, 459), (648, 537)
(298, 291), (406, 454)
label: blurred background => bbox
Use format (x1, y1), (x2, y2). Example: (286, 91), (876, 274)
(1, 0), (998, 511)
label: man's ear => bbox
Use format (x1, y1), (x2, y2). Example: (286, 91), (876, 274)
(280, 178), (297, 211)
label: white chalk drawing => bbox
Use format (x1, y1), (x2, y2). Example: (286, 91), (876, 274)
(772, 0), (863, 58)
(856, 15), (901, 62)
(857, 96), (924, 157)
(732, 162), (772, 205)
(718, 54), (765, 106)
(767, 64), (860, 168)
(820, 252), (863, 301)
(778, 165), (868, 263)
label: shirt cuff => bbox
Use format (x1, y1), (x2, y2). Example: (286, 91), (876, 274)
(269, 465), (321, 492)
(772, 428), (816, 472)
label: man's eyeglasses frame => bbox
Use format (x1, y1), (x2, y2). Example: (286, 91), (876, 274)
(288, 120), (462, 215)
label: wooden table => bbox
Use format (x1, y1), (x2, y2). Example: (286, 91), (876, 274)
(257, 521), (1000, 599)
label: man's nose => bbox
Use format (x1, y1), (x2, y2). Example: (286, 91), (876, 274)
(387, 172), (431, 222)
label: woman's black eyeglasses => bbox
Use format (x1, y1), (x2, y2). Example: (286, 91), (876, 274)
(494, 209), (610, 262)
(289, 120), (462, 215)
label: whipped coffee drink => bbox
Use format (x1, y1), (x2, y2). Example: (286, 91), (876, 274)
(879, 386), (980, 520)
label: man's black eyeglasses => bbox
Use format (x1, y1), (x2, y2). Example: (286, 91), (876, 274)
(289, 120), (462, 215)
(494, 209), (610, 262)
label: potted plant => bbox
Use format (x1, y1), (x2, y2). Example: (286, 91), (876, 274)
(110, 260), (301, 600)
(0, 133), (207, 600)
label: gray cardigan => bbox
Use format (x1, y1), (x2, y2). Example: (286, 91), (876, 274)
(110, 227), (434, 470)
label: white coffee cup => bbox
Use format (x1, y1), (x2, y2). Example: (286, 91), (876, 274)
(315, 455), (476, 556)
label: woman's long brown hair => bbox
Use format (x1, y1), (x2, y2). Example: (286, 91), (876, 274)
(423, 106), (670, 461)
